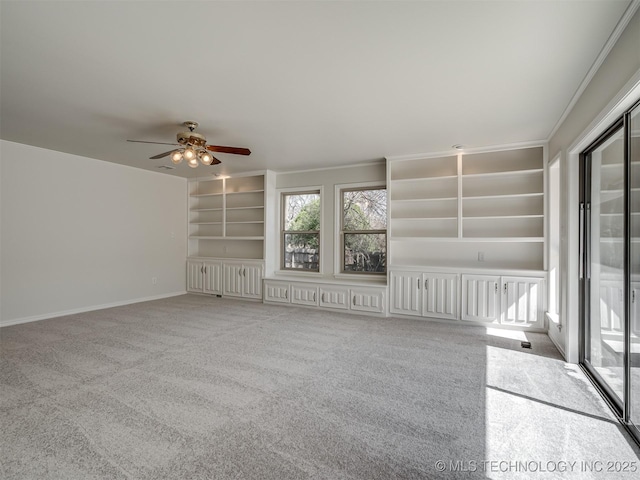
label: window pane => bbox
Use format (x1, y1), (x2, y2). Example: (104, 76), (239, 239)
(344, 233), (386, 272)
(284, 193), (320, 231)
(343, 189), (387, 231)
(284, 233), (319, 270)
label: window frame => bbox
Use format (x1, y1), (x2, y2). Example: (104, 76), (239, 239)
(338, 183), (387, 275)
(280, 188), (322, 273)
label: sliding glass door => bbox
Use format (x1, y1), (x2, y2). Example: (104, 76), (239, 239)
(630, 105), (640, 435)
(580, 99), (640, 443)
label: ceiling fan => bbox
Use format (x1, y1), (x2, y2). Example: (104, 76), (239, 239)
(127, 121), (251, 168)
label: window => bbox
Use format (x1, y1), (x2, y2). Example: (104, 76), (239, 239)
(282, 190), (320, 271)
(341, 187), (387, 273)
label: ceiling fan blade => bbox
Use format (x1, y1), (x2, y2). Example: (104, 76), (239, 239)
(127, 139), (180, 146)
(206, 145), (251, 156)
(149, 150), (176, 160)
(210, 156), (222, 165)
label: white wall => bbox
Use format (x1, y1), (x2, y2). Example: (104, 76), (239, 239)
(548, 7), (640, 360)
(0, 141), (187, 325)
(275, 162), (386, 278)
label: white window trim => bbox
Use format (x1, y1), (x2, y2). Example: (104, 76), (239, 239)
(334, 181), (387, 280)
(547, 153), (561, 327)
(276, 185), (324, 276)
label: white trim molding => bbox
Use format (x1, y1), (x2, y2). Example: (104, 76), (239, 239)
(0, 291), (187, 328)
(547, 0), (640, 141)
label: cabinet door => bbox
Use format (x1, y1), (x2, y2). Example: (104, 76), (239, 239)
(203, 261), (222, 295)
(264, 281), (290, 304)
(389, 271), (422, 316)
(501, 277), (544, 327)
(461, 274), (500, 322)
(350, 287), (385, 314)
(223, 263), (244, 297)
(423, 273), (459, 320)
(319, 286), (349, 310)
(291, 284), (318, 306)
(242, 264), (264, 299)
(186, 261), (203, 292)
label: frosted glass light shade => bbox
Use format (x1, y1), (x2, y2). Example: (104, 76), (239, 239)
(171, 151), (183, 164)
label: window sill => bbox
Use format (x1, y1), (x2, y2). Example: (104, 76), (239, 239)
(275, 270), (322, 278)
(333, 273), (386, 285)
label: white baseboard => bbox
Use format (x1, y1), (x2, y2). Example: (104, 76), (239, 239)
(546, 313), (567, 360)
(0, 291), (187, 328)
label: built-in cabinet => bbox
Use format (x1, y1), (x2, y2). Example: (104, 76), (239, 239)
(460, 274), (500, 322)
(390, 271), (458, 320)
(264, 279), (386, 315)
(182, 148), (548, 329)
(187, 259), (223, 295)
(187, 172), (275, 300)
(222, 262), (264, 299)
(386, 145), (547, 329)
(390, 270), (544, 328)
(461, 274), (544, 327)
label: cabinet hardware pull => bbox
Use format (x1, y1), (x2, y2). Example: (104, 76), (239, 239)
(200, 266), (204, 274)
(244, 268), (247, 277)
(353, 296), (356, 305)
(417, 278), (421, 290)
(504, 283), (507, 293)
(285, 289), (288, 299)
(425, 279), (428, 290)
(313, 292), (316, 302)
(495, 283), (498, 294)
(239, 269), (242, 277)
(633, 290), (636, 303)
(322, 293), (325, 303)
(204, 266), (207, 274)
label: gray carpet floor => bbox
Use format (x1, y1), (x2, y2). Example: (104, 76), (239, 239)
(1, 294), (639, 479)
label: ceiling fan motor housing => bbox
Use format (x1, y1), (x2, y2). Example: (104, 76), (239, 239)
(177, 131), (206, 147)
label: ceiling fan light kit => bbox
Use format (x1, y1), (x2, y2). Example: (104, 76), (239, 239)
(127, 121), (251, 168)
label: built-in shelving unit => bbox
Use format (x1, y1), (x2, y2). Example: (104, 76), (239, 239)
(188, 173), (273, 259)
(389, 155), (459, 240)
(187, 171), (277, 301)
(388, 146), (545, 271)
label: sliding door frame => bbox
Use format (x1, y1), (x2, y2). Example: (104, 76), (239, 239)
(579, 98), (640, 444)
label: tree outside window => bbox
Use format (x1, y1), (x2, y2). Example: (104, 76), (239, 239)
(341, 187), (386, 273)
(282, 191), (320, 271)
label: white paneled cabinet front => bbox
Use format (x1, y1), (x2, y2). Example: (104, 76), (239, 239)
(350, 287), (385, 313)
(187, 260), (222, 294)
(263, 280), (385, 314)
(501, 276), (544, 328)
(390, 271), (422, 316)
(390, 271), (458, 320)
(291, 284), (318, 306)
(461, 274), (545, 327)
(187, 260), (204, 292)
(319, 286), (350, 310)
(264, 281), (290, 303)
(423, 273), (458, 320)
(461, 275), (500, 322)
(223, 262), (264, 299)
(203, 261), (223, 295)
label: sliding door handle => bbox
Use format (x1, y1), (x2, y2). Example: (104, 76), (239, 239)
(579, 202), (584, 279)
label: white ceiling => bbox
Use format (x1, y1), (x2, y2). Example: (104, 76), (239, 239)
(0, 0), (634, 178)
